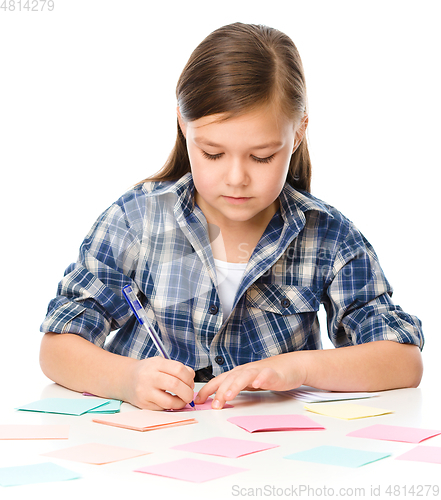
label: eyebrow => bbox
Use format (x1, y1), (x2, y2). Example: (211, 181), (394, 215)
(194, 138), (283, 150)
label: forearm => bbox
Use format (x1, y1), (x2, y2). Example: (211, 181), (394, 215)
(40, 332), (196, 410)
(39, 332), (137, 401)
(196, 340), (423, 408)
(286, 340), (423, 392)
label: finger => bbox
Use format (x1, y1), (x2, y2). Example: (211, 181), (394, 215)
(164, 378), (195, 406)
(152, 370), (195, 408)
(194, 373), (227, 404)
(139, 389), (189, 411)
(211, 370), (260, 409)
(133, 399), (164, 411)
(156, 358), (195, 388)
(251, 367), (283, 390)
(148, 359), (195, 400)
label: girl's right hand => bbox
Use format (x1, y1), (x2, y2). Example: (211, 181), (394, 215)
(124, 356), (195, 410)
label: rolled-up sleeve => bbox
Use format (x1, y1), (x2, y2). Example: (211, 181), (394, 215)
(40, 192), (143, 347)
(323, 224), (424, 349)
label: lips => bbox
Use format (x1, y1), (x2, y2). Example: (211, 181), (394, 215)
(222, 196), (251, 205)
(224, 196), (251, 205)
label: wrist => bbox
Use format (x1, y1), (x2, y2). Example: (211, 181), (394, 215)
(278, 351), (309, 389)
(109, 355), (140, 404)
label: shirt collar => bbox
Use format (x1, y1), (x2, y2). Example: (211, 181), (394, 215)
(278, 182), (333, 226)
(146, 172), (195, 222)
(150, 172), (333, 227)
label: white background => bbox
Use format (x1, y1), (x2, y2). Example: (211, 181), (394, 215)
(0, 1), (439, 401)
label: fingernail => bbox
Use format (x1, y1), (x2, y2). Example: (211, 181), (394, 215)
(212, 399), (221, 409)
(225, 390), (233, 399)
(194, 394), (201, 403)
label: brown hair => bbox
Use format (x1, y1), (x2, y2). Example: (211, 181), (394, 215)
(143, 22), (311, 192)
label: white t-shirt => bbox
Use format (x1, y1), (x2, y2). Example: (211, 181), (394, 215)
(213, 258), (247, 318)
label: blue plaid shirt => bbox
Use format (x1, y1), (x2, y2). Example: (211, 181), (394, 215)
(41, 173), (423, 376)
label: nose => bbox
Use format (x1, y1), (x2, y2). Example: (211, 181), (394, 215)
(224, 158), (249, 187)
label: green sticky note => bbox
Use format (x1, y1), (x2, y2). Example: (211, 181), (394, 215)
(285, 445), (391, 468)
(0, 462), (81, 487)
(16, 398), (109, 416)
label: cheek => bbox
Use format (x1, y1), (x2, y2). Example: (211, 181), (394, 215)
(263, 160), (290, 191)
(188, 152), (203, 183)
(190, 164), (216, 198)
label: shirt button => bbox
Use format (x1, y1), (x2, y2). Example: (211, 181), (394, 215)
(281, 298), (291, 308)
(208, 304), (219, 315)
(215, 355), (224, 365)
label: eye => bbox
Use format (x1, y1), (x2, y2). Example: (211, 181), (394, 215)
(201, 150), (223, 161)
(252, 154), (275, 164)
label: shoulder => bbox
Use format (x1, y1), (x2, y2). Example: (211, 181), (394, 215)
(281, 184), (355, 238)
(110, 176), (187, 214)
(115, 179), (170, 205)
(96, 175), (193, 230)
(87, 181), (169, 233)
(295, 191), (376, 260)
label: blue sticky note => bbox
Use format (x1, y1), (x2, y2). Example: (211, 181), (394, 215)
(0, 462), (81, 487)
(16, 398), (109, 416)
(284, 445), (391, 468)
(87, 399), (122, 414)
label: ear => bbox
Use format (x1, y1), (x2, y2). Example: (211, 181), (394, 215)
(177, 106), (187, 138)
(292, 114), (309, 153)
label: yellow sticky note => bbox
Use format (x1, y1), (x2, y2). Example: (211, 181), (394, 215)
(304, 403), (393, 420)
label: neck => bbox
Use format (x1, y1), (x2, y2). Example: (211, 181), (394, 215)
(206, 204), (279, 264)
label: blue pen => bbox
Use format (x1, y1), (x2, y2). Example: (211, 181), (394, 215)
(122, 285), (195, 409)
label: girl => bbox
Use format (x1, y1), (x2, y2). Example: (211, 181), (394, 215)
(40, 23), (423, 411)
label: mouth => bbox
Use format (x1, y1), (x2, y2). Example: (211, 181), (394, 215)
(222, 196), (251, 205)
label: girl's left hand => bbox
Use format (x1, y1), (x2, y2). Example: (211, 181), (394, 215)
(194, 356), (306, 409)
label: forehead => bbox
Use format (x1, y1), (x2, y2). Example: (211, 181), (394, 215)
(188, 106), (296, 143)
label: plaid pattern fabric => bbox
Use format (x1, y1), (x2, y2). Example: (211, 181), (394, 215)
(41, 173), (423, 376)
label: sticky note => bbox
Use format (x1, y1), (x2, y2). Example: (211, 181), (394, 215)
(81, 394), (123, 413)
(172, 436), (279, 458)
(304, 403), (393, 420)
(227, 414), (325, 433)
(87, 399), (122, 413)
(396, 446), (441, 464)
(93, 409), (197, 431)
(347, 424), (441, 443)
(285, 445), (391, 468)
(0, 425), (69, 440)
(0, 462), (81, 487)
(16, 398), (109, 416)
(135, 458), (247, 483)
(42, 442), (150, 465)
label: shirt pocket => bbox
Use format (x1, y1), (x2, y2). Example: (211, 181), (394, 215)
(240, 284), (321, 358)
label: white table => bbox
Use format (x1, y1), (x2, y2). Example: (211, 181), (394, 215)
(1, 381), (440, 500)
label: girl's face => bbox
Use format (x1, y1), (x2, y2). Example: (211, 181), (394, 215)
(178, 105), (307, 229)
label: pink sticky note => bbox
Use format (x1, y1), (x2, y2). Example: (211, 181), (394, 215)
(172, 436), (279, 458)
(227, 414), (325, 433)
(0, 425), (69, 440)
(396, 446), (441, 464)
(347, 424), (441, 443)
(42, 442), (150, 464)
(135, 458), (247, 483)
(93, 410), (197, 431)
